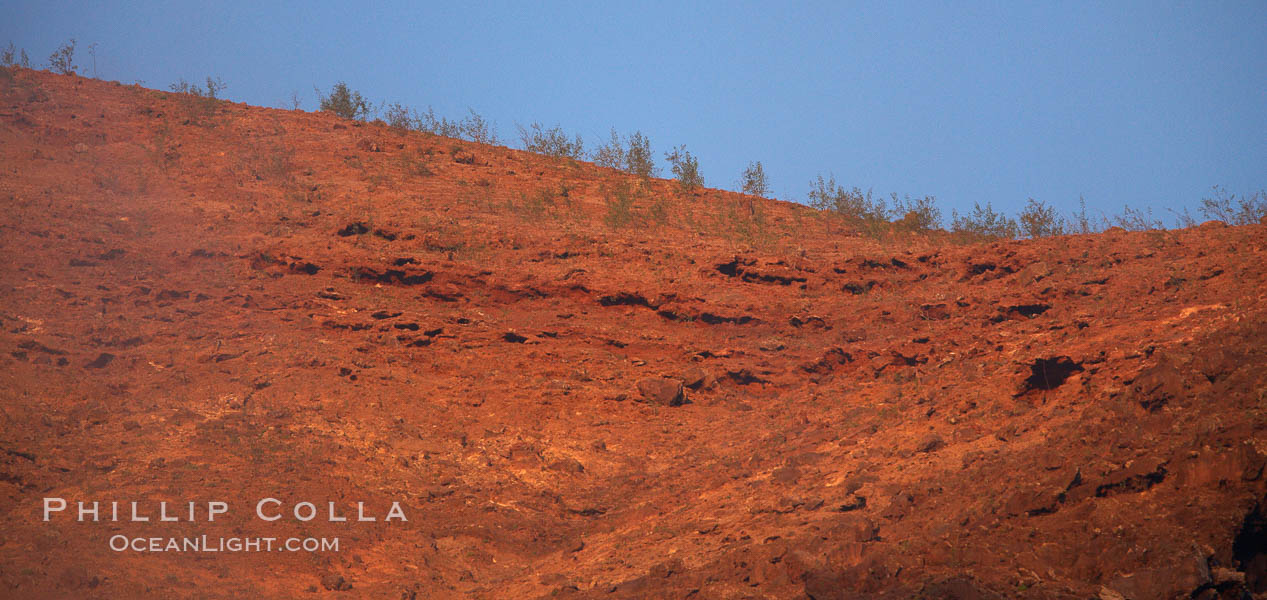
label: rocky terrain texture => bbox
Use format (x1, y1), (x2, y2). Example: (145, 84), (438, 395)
(2, 68), (1266, 599)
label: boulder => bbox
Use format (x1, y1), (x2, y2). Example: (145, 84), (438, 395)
(681, 367), (713, 390)
(636, 377), (685, 406)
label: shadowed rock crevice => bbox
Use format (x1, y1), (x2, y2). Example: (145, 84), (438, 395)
(1094, 461), (1167, 497)
(1018, 356), (1083, 394)
(336, 222), (369, 236)
(350, 266), (434, 285)
(715, 257), (808, 286)
(598, 292), (653, 307)
(1234, 503), (1267, 594)
(1006, 303), (1050, 318)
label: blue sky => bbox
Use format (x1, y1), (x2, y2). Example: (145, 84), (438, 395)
(4, 1), (1264, 224)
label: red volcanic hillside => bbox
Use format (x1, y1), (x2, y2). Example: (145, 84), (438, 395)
(2, 68), (1266, 599)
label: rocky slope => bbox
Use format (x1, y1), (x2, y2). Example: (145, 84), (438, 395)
(2, 68), (1265, 599)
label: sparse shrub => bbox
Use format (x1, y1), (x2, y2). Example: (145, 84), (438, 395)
(517, 188), (555, 217)
(396, 148), (435, 178)
(455, 177), (500, 212)
(1200, 185), (1267, 226)
(665, 145), (703, 192)
(2, 43), (30, 68)
(1172, 206), (1199, 229)
(648, 196), (670, 225)
(807, 174), (888, 223)
(741, 161), (769, 197)
(417, 107), (462, 137)
(285, 182), (326, 205)
(384, 102), (416, 130)
(589, 129), (658, 177)
(148, 123), (179, 171)
(603, 180), (639, 228)
(806, 174), (838, 211)
(890, 194), (942, 232)
(1111, 205), (1163, 231)
(553, 182), (576, 217)
(722, 196), (770, 246)
(1070, 196), (1102, 234)
(170, 76), (226, 99)
(808, 176), (900, 239)
(169, 77), (226, 124)
(951, 202), (1019, 239)
(255, 142), (296, 184)
(450, 145), (477, 165)
(413, 107), (498, 143)
(233, 136), (296, 186)
(87, 42), (97, 78)
(1018, 198), (1065, 238)
(591, 129), (625, 170)
(48, 39), (76, 75)
(518, 122), (584, 159)
(459, 108), (497, 144)
(512, 184), (575, 219)
(625, 131), (657, 178)
(318, 82), (371, 121)
(807, 173), (944, 236)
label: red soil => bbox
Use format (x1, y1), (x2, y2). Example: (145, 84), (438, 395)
(2, 68), (1266, 599)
